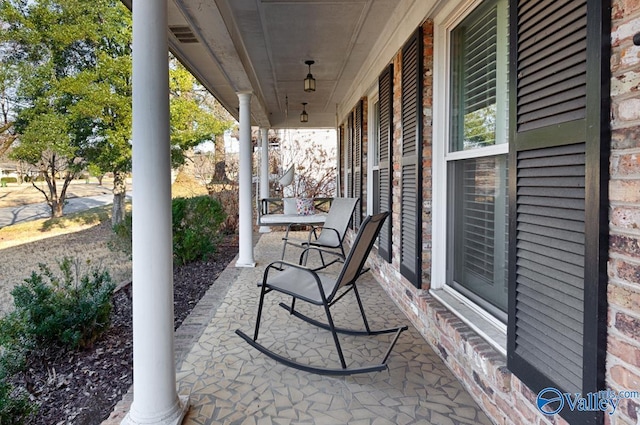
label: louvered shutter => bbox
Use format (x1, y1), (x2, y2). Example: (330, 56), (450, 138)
(507, 1), (608, 424)
(346, 114), (354, 200)
(353, 101), (363, 228)
(378, 64), (393, 262)
(400, 28), (423, 287)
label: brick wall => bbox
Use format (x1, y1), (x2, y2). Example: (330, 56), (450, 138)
(365, 10), (640, 425)
(421, 21), (434, 287)
(346, 4), (640, 425)
(608, 1), (640, 424)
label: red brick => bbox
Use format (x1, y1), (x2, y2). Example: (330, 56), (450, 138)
(608, 335), (640, 367)
(514, 393), (539, 425)
(622, 397), (639, 422)
(480, 394), (506, 425)
(612, 127), (640, 149)
(610, 364), (640, 389)
(610, 180), (640, 203)
(611, 207), (640, 230)
(609, 283), (640, 313)
(493, 365), (512, 392)
(611, 152), (640, 177)
(614, 259), (640, 284)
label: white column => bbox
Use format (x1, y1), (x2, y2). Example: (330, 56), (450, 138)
(123, 1), (188, 424)
(259, 127), (271, 233)
(236, 92), (255, 267)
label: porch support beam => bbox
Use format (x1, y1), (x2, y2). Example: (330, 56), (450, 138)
(259, 127), (271, 233)
(236, 92), (256, 267)
(123, 0), (188, 424)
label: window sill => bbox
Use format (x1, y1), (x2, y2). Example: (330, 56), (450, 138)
(429, 288), (507, 357)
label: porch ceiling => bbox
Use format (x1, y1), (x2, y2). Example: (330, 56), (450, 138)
(125, 0), (429, 129)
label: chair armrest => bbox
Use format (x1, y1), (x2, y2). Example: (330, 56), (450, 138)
(263, 260), (326, 299)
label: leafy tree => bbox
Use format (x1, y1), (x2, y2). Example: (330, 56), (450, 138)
(1, 1), (233, 224)
(0, 62), (18, 157)
(168, 57), (235, 168)
(0, 0), (131, 218)
(462, 105), (496, 149)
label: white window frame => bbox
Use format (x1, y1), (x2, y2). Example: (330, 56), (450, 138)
(431, 0), (508, 354)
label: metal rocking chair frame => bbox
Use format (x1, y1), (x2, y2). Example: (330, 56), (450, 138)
(236, 212), (408, 375)
(281, 197), (359, 270)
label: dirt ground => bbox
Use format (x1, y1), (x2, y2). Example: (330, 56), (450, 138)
(0, 178), (117, 209)
(0, 221), (132, 315)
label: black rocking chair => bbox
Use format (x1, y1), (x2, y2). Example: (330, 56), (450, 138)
(236, 212), (408, 375)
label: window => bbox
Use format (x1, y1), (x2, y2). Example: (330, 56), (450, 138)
(446, 0), (509, 318)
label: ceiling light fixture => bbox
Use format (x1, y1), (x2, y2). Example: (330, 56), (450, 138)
(300, 102), (308, 123)
(304, 60), (316, 92)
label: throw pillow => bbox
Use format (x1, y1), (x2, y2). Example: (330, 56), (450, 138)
(296, 198), (315, 215)
(283, 198), (297, 214)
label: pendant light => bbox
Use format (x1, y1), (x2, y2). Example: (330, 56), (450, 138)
(300, 102), (308, 123)
(304, 60), (316, 92)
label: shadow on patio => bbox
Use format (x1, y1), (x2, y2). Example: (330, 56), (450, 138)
(107, 231), (493, 425)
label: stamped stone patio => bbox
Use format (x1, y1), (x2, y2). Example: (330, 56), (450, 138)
(105, 231), (493, 425)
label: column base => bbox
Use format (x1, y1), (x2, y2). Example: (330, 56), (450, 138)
(235, 260), (256, 268)
(121, 394), (189, 425)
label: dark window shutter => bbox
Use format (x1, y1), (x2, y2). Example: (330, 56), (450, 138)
(378, 64), (394, 262)
(400, 28), (423, 287)
(353, 100), (363, 228)
(507, 1), (609, 424)
(346, 114), (354, 200)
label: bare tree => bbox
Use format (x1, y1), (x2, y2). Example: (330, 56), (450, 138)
(278, 133), (336, 198)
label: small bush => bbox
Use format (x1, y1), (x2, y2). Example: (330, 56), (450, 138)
(10, 257), (116, 349)
(0, 381), (36, 425)
(0, 177), (18, 184)
(172, 196), (226, 265)
(0, 313), (32, 377)
(109, 196), (226, 265)
(0, 312), (35, 423)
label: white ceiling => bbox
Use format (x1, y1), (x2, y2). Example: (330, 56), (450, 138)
(125, 0), (434, 128)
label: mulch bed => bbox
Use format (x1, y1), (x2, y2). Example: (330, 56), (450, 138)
(10, 237), (239, 425)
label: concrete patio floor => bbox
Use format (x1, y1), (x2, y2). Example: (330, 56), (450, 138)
(106, 231), (493, 425)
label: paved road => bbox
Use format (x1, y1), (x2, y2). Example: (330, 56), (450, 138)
(0, 194), (126, 228)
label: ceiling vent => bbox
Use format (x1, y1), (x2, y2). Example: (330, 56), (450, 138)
(169, 26), (198, 43)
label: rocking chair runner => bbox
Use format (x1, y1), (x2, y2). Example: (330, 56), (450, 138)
(236, 212), (408, 375)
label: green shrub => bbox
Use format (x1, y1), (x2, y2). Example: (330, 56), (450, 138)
(109, 195), (227, 266)
(172, 196), (226, 265)
(0, 381), (36, 425)
(0, 296), (37, 423)
(0, 177), (18, 184)
(0, 313), (32, 378)
(10, 258), (116, 349)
